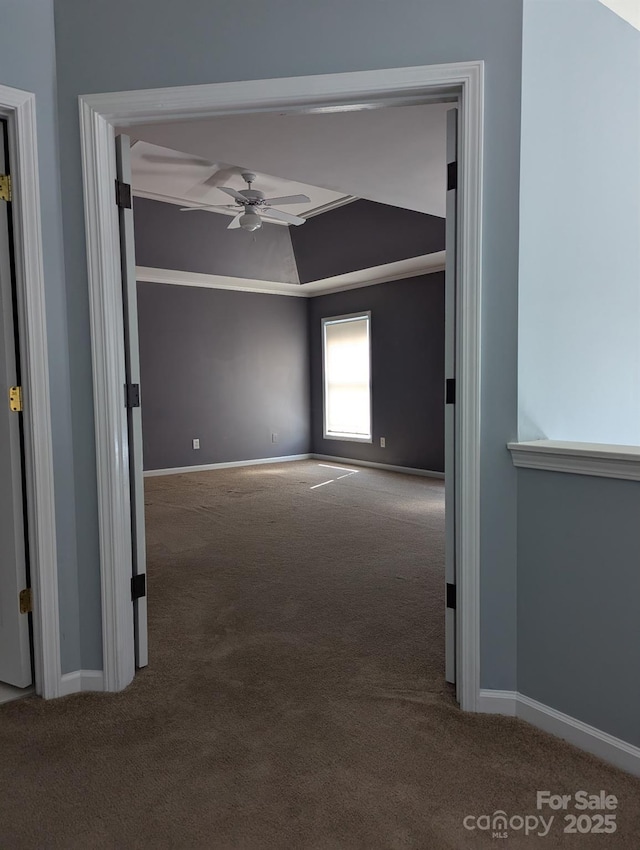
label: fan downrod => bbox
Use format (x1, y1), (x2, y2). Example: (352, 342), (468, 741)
(239, 172), (264, 204)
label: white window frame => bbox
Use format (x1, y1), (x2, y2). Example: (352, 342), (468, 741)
(322, 312), (372, 443)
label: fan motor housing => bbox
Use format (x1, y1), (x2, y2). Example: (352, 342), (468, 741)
(241, 189), (265, 204)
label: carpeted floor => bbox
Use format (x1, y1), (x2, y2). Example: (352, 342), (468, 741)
(1, 460), (639, 848)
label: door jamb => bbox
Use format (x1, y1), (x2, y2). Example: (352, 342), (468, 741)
(0, 84), (61, 699)
(78, 62), (484, 711)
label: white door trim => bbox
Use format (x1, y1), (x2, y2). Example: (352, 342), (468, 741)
(0, 84), (61, 698)
(78, 62), (484, 710)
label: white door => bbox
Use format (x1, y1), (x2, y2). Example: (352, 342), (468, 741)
(116, 134), (148, 668)
(444, 108), (458, 694)
(0, 121), (32, 688)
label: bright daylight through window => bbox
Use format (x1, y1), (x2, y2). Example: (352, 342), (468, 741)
(322, 313), (372, 442)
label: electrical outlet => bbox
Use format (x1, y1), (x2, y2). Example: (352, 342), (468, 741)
(380, 437), (386, 448)
(271, 432), (278, 444)
(192, 438), (200, 450)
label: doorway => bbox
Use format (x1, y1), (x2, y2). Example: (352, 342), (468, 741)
(0, 84), (60, 700)
(0, 117), (33, 698)
(79, 63), (483, 711)
(123, 108), (452, 697)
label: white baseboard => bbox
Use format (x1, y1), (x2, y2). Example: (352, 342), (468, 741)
(143, 454), (443, 480)
(311, 454), (445, 479)
(477, 688), (517, 716)
(144, 453), (312, 477)
(58, 670), (104, 697)
(479, 689), (640, 777)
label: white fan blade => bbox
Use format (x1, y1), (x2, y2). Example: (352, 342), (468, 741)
(262, 194), (310, 206)
(218, 186), (247, 202)
(201, 166), (244, 189)
(263, 208), (306, 226)
(227, 213), (243, 229)
(179, 204), (234, 212)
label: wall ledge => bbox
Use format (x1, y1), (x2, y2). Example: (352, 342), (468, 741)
(508, 440), (640, 481)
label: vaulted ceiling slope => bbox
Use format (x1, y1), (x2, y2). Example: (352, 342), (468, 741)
(292, 200), (445, 284)
(123, 102), (449, 218)
(133, 197), (445, 287)
(134, 197), (300, 285)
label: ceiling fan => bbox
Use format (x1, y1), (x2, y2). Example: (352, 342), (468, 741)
(179, 172), (310, 231)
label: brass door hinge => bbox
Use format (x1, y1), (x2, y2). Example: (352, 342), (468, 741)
(9, 386), (22, 412)
(0, 174), (11, 202)
(19, 588), (32, 614)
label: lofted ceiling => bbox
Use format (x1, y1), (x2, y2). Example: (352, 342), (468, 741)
(123, 102), (449, 219)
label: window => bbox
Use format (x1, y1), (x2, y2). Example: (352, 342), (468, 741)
(322, 312), (372, 442)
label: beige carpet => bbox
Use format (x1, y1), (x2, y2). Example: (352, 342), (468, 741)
(1, 460), (639, 848)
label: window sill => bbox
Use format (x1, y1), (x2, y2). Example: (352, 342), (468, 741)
(508, 440), (640, 481)
(323, 434), (373, 444)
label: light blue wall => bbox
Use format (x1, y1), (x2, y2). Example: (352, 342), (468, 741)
(516, 0), (640, 749)
(518, 470), (640, 746)
(8, 1), (637, 752)
(51, 0), (523, 684)
(519, 0), (640, 443)
(0, 1), (81, 672)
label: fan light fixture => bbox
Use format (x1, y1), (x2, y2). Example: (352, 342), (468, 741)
(179, 170), (310, 230)
(239, 210), (262, 231)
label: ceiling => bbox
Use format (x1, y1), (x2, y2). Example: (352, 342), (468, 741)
(124, 102), (449, 219)
(598, 0), (640, 30)
(130, 141), (354, 225)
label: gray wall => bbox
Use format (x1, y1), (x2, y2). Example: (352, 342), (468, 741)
(134, 197), (299, 284)
(0, 0), (83, 672)
(291, 200), (445, 283)
(134, 198), (443, 473)
(137, 283), (310, 470)
(309, 275), (445, 471)
(518, 470), (640, 747)
(518, 0), (640, 443)
(53, 0), (523, 684)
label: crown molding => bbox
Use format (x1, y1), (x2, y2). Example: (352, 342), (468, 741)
(136, 266), (305, 296)
(136, 252), (446, 298)
(302, 251), (446, 294)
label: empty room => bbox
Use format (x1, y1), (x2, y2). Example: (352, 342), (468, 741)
(126, 105), (453, 718)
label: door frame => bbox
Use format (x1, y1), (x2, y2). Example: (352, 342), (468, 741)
(0, 84), (61, 698)
(78, 62), (484, 711)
